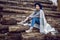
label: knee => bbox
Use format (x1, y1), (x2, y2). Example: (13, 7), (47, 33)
(31, 17), (36, 21)
(32, 17), (37, 19)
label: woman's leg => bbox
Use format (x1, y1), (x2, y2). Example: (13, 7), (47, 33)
(31, 17), (37, 27)
(26, 17), (40, 32)
(33, 18), (40, 29)
(31, 17), (40, 27)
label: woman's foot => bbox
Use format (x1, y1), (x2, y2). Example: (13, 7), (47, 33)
(17, 21), (24, 25)
(51, 32), (56, 35)
(26, 27), (33, 33)
(26, 29), (32, 33)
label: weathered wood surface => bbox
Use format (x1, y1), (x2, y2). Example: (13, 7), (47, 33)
(0, 0), (60, 40)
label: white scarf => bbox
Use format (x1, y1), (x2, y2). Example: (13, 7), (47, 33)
(40, 10), (56, 34)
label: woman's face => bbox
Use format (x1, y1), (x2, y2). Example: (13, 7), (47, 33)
(36, 5), (40, 10)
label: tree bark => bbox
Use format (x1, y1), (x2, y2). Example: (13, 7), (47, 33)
(58, 0), (60, 11)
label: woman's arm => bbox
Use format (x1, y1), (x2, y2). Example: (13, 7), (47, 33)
(22, 11), (35, 22)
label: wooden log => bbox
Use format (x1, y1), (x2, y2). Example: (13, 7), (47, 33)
(55, 28), (60, 32)
(5, 32), (22, 40)
(21, 0), (52, 4)
(0, 33), (7, 40)
(58, 0), (60, 11)
(44, 33), (60, 40)
(2, 7), (59, 13)
(0, 0), (57, 8)
(0, 4), (57, 11)
(4, 15), (59, 22)
(19, 2), (57, 8)
(0, 0), (19, 4)
(1, 18), (17, 25)
(0, 25), (9, 33)
(3, 8), (60, 17)
(3, 8), (33, 14)
(3, 14), (26, 22)
(9, 25), (29, 32)
(21, 32), (45, 40)
(0, 0), (52, 4)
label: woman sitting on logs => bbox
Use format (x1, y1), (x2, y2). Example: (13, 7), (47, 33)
(18, 2), (58, 35)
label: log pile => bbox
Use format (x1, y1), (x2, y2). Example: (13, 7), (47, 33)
(0, 0), (60, 40)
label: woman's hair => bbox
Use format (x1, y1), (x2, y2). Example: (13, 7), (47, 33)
(34, 2), (42, 9)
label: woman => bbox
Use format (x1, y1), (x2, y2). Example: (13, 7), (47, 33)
(18, 3), (57, 35)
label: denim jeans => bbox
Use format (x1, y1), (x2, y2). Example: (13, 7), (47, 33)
(31, 17), (40, 27)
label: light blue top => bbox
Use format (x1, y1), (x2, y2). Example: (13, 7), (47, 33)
(29, 10), (40, 18)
